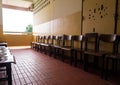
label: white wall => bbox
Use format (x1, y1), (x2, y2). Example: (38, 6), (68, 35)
(33, 0), (82, 25)
(54, 0), (82, 19)
(0, 0), (2, 25)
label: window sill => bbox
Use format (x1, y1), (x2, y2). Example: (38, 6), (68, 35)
(3, 31), (33, 35)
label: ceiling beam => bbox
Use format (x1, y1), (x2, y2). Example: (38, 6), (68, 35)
(2, 4), (30, 11)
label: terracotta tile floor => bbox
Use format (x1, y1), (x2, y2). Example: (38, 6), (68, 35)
(0, 48), (119, 85)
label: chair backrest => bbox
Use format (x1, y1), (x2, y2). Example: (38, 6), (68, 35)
(99, 34), (116, 42)
(115, 35), (120, 54)
(36, 35), (39, 42)
(53, 34), (67, 47)
(98, 34), (116, 53)
(50, 35), (55, 45)
(38, 36), (42, 43)
(85, 33), (99, 51)
(54, 35), (61, 46)
(40, 36), (45, 43)
(73, 35), (84, 49)
(62, 35), (74, 48)
(45, 35), (50, 44)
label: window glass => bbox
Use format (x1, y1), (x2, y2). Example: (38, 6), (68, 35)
(2, 8), (33, 33)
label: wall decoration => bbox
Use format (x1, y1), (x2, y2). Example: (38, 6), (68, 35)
(83, 0), (116, 34)
(88, 3), (109, 20)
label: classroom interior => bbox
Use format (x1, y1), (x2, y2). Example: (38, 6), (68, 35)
(0, 0), (120, 85)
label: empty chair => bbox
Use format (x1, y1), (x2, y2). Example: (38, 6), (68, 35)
(72, 35), (84, 66)
(31, 35), (39, 49)
(35, 36), (45, 51)
(84, 33), (117, 79)
(104, 35), (120, 80)
(84, 33), (99, 71)
(43, 35), (55, 55)
(49, 35), (56, 56)
(60, 35), (74, 63)
(52, 35), (64, 58)
(39, 35), (50, 54)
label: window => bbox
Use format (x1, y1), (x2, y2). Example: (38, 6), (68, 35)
(2, 8), (33, 34)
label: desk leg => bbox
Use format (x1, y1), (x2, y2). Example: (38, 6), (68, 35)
(6, 63), (12, 85)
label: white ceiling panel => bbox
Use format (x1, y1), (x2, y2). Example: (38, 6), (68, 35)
(2, 0), (33, 8)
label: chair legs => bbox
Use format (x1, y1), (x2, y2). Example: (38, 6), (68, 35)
(83, 54), (89, 71)
(61, 49), (64, 62)
(93, 56), (99, 68)
(70, 50), (74, 65)
(102, 56), (120, 80)
(53, 47), (61, 58)
(74, 50), (77, 66)
(61, 49), (74, 65)
(101, 56), (105, 79)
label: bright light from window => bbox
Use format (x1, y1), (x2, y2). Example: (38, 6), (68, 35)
(2, 8), (33, 32)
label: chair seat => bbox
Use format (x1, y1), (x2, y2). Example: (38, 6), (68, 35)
(73, 48), (83, 52)
(40, 43), (50, 46)
(53, 45), (62, 48)
(105, 54), (120, 59)
(84, 50), (111, 57)
(31, 42), (37, 44)
(35, 42), (41, 45)
(61, 47), (72, 51)
(31, 42), (35, 44)
(61, 46), (72, 50)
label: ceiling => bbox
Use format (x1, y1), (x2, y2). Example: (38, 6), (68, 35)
(2, 0), (33, 8)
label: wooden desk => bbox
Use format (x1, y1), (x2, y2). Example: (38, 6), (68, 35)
(0, 42), (7, 47)
(0, 46), (15, 85)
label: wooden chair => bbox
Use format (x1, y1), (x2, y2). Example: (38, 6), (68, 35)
(60, 35), (74, 63)
(84, 33), (99, 71)
(49, 35), (56, 56)
(43, 35), (55, 55)
(84, 33), (117, 79)
(96, 34), (117, 79)
(52, 35), (64, 58)
(103, 35), (120, 80)
(72, 35), (84, 66)
(31, 35), (39, 49)
(39, 35), (50, 54)
(35, 36), (45, 51)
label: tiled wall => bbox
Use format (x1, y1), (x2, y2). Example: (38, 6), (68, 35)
(0, 1), (3, 40)
(0, 25), (3, 40)
(34, 11), (81, 36)
(33, 0), (120, 35)
(33, 0), (82, 35)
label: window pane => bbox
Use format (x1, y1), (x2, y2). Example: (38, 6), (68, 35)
(2, 8), (33, 32)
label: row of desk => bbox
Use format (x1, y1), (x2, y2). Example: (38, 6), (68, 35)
(0, 46), (15, 85)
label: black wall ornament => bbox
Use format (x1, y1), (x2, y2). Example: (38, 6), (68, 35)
(88, 3), (109, 20)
